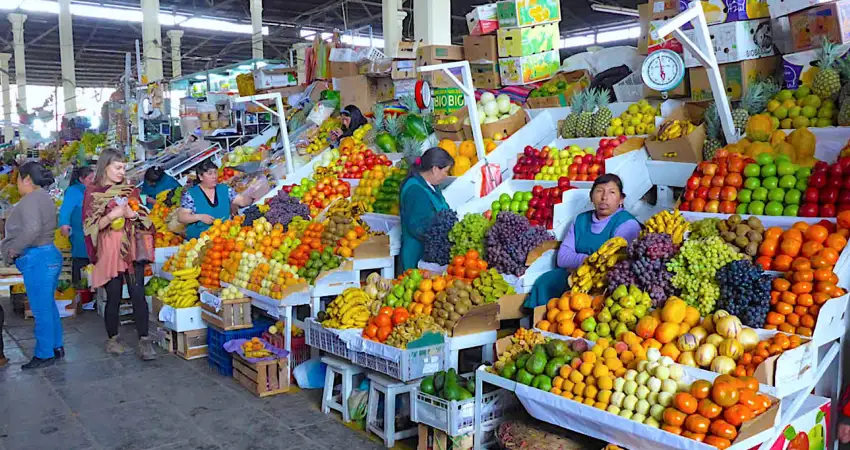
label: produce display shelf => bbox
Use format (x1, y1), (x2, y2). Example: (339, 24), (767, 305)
(352, 340), (445, 382)
(412, 374), (514, 437)
(305, 318), (361, 361)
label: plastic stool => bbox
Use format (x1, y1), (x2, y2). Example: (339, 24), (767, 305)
(366, 373), (418, 447)
(321, 356), (365, 422)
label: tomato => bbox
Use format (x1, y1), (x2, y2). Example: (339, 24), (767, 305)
(674, 393), (699, 414)
(690, 380), (712, 400)
(704, 435), (732, 449)
(709, 419), (738, 440)
(681, 431), (706, 442)
(663, 407), (686, 427)
(723, 404), (754, 427)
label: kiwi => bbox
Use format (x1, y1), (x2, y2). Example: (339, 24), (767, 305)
(449, 312), (461, 321)
(746, 230), (763, 243)
(435, 318), (446, 327)
(734, 236), (749, 248)
(455, 304), (469, 315)
(453, 279), (466, 290)
(437, 291), (447, 302)
(746, 217), (762, 229)
(722, 231), (737, 243)
(470, 291), (484, 305)
(728, 214), (742, 226)
(457, 290), (470, 299)
(717, 221), (730, 233)
(446, 288), (458, 298)
(444, 303), (455, 313)
(447, 295), (459, 305)
(745, 241), (759, 257)
(444, 319), (457, 330)
(437, 309), (449, 319)
(735, 224), (752, 236)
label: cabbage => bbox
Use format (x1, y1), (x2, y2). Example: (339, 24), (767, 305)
(483, 100), (500, 118)
(497, 94), (511, 113)
(480, 92), (496, 104)
(500, 114), (510, 120)
(484, 116), (499, 124)
(509, 104), (522, 115)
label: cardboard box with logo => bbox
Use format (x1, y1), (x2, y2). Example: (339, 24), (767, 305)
(391, 60), (417, 80)
(471, 63), (501, 89)
(463, 35), (498, 64)
(331, 75), (394, 113)
(776, 1), (850, 53)
(393, 78), (418, 100)
(689, 56), (779, 102)
(417, 45), (465, 88)
(525, 70), (591, 109)
(650, 0), (680, 19)
(496, 0), (561, 28)
(253, 65), (298, 89)
(463, 106), (529, 140)
(499, 49), (560, 86)
(648, 20), (684, 54)
(645, 104), (706, 163)
(466, 4), (499, 35)
(766, 0), (834, 19)
(682, 19), (775, 67)
(496, 22), (559, 57)
(681, 0), (770, 27)
(396, 41), (420, 59)
(783, 44), (850, 88)
(432, 88), (466, 116)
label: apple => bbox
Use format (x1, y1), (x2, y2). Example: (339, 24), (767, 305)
(830, 163), (844, 178)
(827, 176), (844, 190)
(686, 175), (700, 190)
(744, 177), (761, 190)
(821, 203), (837, 217)
(725, 173), (743, 188)
(762, 176), (779, 190)
(839, 203), (850, 212)
(696, 186), (709, 200)
(749, 201), (766, 215)
(765, 201), (784, 216)
(701, 162), (718, 176)
(708, 187), (722, 200)
(800, 202), (820, 217)
(814, 161), (828, 173)
(738, 189), (752, 203)
(719, 200), (737, 214)
(810, 172), (827, 188)
(705, 199), (720, 213)
(701, 174), (713, 187)
(720, 186), (738, 201)
(785, 204), (800, 216)
(821, 187), (839, 204)
(744, 164), (761, 178)
(804, 187), (820, 203)
(711, 175), (726, 187)
(785, 189), (802, 205)
(684, 190), (696, 201)
(691, 198), (706, 212)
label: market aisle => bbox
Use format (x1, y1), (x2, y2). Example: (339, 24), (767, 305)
(0, 298), (385, 450)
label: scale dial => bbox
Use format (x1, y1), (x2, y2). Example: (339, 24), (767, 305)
(641, 49), (686, 93)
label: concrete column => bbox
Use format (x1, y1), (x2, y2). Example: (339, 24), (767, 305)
(8, 13), (27, 112)
(58, 0), (78, 118)
(0, 53), (12, 143)
(167, 30), (183, 78)
(250, 0), (263, 59)
(140, 0), (164, 81)
(414, 0), (451, 45)
(382, 0), (407, 57)
(293, 43), (310, 84)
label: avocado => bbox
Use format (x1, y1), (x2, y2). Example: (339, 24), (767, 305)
(544, 356), (567, 378)
(434, 371), (446, 392)
(546, 340), (569, 358)
(420, 376), (436, 395)
(531, 374), (553, 392)
(442, 383), (463, 401)
(457, 388), (473, 401)
(515, 352), (531, 370)
(466, 378), (475, 394)
(500, 360), (517, 380)
(446, 368), (459, 385)
(515, 368), (534, 385)
(526, 352), (548, 376)
(532, 344), (547, 355)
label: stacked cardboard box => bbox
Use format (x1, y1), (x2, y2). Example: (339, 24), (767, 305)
(391, 41), (419, 99)
(416, 44), (466, 88)
(494, 0), (561, 86)
(463, 5), (502, 90)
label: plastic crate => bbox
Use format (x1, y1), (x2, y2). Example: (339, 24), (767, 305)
(612, 71), (643, 103)
(206, 317), (273, 377)
(262, 331), (310, 381)
(305, 318), (357, 361)
(413, 379), (513, 436)
(354, 343), (445, 382)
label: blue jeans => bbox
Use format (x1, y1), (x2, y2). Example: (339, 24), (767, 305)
(16, 244), (63, 359)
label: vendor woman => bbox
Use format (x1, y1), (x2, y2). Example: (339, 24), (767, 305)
(140, 166), (180, 206)
(339, 105), (368, 139)
(177, 160), (255, 239)
(524, 174), (641, 308)
(400, 148), (455, 271)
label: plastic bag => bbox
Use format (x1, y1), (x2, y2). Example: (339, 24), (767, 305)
(306, 100), (336, 126)
(348, 388), (369, 429)
(480, 163), (501, 197)
(293, 358), (326, 389)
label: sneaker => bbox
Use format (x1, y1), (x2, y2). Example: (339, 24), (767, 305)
(54, 347), (65, 359)
(105, 336), (126, 355)
(138, 337), (157, 361)
(22, 356), (54, 370)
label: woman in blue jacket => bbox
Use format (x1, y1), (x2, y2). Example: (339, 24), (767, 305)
(399, 148), (455, 271)
(140, 166), (180, 206)
(59, 166), (95, 286)
(177, 160), (255, 240)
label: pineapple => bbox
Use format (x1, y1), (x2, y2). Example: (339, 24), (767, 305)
(364, 103), (386, 146)
(561, 91), (585, 138)
(702, 102), (724, 160)
(399, 135), (423, 163)
(576, 88), (597, 138)
(836, 58), (850, 125)
(813, 38), (842, 101)
(591, 89), (613, 137)
(731, 80), (772, 134)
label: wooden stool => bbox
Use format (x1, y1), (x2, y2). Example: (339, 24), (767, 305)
(366, 373), (418, 447)
(321, 356), (365, 422)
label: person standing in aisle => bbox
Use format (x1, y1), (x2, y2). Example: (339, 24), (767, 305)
(1, 162), (64, 369)
(59, 166), (95, 291)
(399, 148), (455, 271)
(524, 174), (641, 308)
(177, 159), (255, 240)
(140, 166), (180, 206)
(82, 149), (157, 360)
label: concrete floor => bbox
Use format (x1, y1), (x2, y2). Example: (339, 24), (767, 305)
(0, 298), (386, 450)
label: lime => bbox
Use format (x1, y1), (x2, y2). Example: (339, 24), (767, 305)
(822, 99), (836, 109)
(782, 99), (797, 109)
(771, 116), (780, 130)
(796, 85), (811, 98)
(792, 116), (810, 128)
(777, 90), (794, 101)
(803, 94), (822, 108)
(801, 105), (817, 118)
(774, 106), (788, 119)
(816, 118), (832, 127)
(817, 107), (833, 119)
(788, 106), (802, 118)
(780, 118), (793, 129)
(767, 99), (781, 112)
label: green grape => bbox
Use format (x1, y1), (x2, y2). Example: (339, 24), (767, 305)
(449, 214), (493, 258)
(667, 236), (742, 316)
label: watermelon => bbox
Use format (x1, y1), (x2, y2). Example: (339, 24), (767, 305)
(404, 114), (430, 141)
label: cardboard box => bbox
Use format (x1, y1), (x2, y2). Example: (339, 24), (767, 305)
(358, 58), (392, 76)
(682, 19), (775, 68)
(645, 104), (707, 163)
(783, 1), (850, 52)
(420, 65), (465, 88)
(417, 45), (465, 62)
(496, 22), (559, 57)
(498, 49), (560, 86)
(463, 35), (498, 64)
(471, 63), (501, 89)
(638, 3), (651, 55)
(450, 303), (499, 337)
(689, 56), (779, 102)
(498, 293), (529, 320)
(433, 107), (468, 141)
(463, 107), (529, 140)
(783, 44), (850, 88)
(353, 234), (391, 259)
(391, 60), (417, 80)
(766, 0), (834, 19)
(330, 61), (359, 78)
(650, 0), (680, 19)
(253, 65), (298, 90)
(648, 20), (684, 54)
(332, 75), (395, 114)
(396, 41), (420, 59)
(496, 0), (561, 28)
(681, 0), (770, 26)
(432, 88), (466, 116)
(466, 4), (499, 35)
(393, 78), (418, 100)
(525, 70), (591, 109)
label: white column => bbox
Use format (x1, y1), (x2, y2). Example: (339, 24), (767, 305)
(58, 0), (78, 118)
(293, 43), (310, 84)
(140, 0), (163, 81)
(414, 0), (451, 45)
(8, 13), (27, 112)
(167, 30), (183, 78)
(250, 0), (263, 59)
(0, 53), (12, 143)
(382, 0), (407, 57)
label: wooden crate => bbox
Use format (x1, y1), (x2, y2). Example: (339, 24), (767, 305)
(176, 328), (208, 360)
(200, 297), (252, 331)
(153, 324), (178, 353)
(232, 353), (289, 397)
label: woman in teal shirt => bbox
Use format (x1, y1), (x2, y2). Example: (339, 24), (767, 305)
(399, 148), (455, 271)
(140, 166), (180, 206)
(59, 166), (95, 285)
(177, 160), (254, 239)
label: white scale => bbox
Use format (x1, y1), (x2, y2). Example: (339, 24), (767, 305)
(641, 49), (686, 99)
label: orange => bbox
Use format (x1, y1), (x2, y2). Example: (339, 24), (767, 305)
(826, 233), (848, 251)
(805, 224), (829, 243)
(818, 247), (840, 265)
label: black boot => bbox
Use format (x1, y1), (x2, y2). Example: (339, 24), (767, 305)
(21, 356), (54, 370)
(54, 347), (65, 359)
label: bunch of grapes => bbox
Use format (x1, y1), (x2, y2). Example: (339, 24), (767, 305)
(608, 233), (679, 306)
(449, 214), (492, 259)
(242, 205), (264, 227)
(667, 236), (743, 316)
(485, 212), (554, 276)
(265, 191), (311, 228)
(628, 233), (678, 260)
(716, 260), (771, 327)
(422, 209), (458, 265)
(689, 218), (720, 239)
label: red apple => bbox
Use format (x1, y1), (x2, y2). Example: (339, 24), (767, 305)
(700, 162), (718, 176)
(838, 189), (850, 205)
(679, 201), (691, 211)
(708, 187), (722, 200)
(720, 186), (738, 201)
(704, 199), (720, 213)
(696, 186), (710, 200)
(843, 177), (850, 191)
(804, 187), (820, 204)
(691, 198), (706, 212)
(727, 157), (745, 173)
(814, 161), (829, 173)
(827, 176), (843, 190)
(687, 176), (701, 190)
(809, 172), (827, 188)
(821, 187), (839, 204)
(701, 175), (713, 188)
(820, 203), (837, 217)
(839, 203), (850, 213)
(817, 219), (836, 233)
(568, 164), (579, 175)
(725, 173), (743, 188)
(830, 164), (844, 178)
(719, 200), (737, 214)
(684, 189), (696, 201)
(711, 175), (726, 187)
(589, 164), (601, 175)
(799, 203), (820, 217)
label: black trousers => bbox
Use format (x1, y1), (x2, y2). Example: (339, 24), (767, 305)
(0, 302), (4, 357)
(103, 263), (148, 339)
(71, 257), (90, 286)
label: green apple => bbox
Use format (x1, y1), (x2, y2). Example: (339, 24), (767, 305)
(765, 201), (784, 216)
(752, 187), (769, 202)
(743, 177), (761, 190)
(761, 164), (777, 177)
(784, 204), (800, 216)
(777, 161), (796, 176)
(778, 175), (797, 189)
(744, 164), (761, 178)
(748, 201), (765, 215)
(795, 178), (809, 191)
(785, 188), (802, 205)
(768, 188), (786, 202)
(737, 189), (753, 203)
(762, 176), (779, 190)
(796, 167), (812, 179)
(736, 203), (749, 214)
(756, 153), (775, 165)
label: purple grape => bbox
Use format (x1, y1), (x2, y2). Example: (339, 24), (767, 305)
(422, 210), (458, 265)
(608, 233), (679, 305)
(485, 212), (554, 276)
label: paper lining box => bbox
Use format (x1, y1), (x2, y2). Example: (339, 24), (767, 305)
(783, 44), (850, 88)
(471, 63), (501, 89)
(689, 56), (779, 102)
(466, 4), (499, 35)
(498, 49), (560, 86)
(682, 19), (775, 68)
(496, 22), (559, 57)
(463, 35), (498, 64)
(496, 0), (561, 28)
(392, 60), (417, 80)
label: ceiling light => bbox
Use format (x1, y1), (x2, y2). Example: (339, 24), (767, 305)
(596, 25), (640, 43)
(590, 3), (640, 17)
(194, 75), (207, 80)
(181, 18), (269, 35)
(563, 34), (595, 48)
